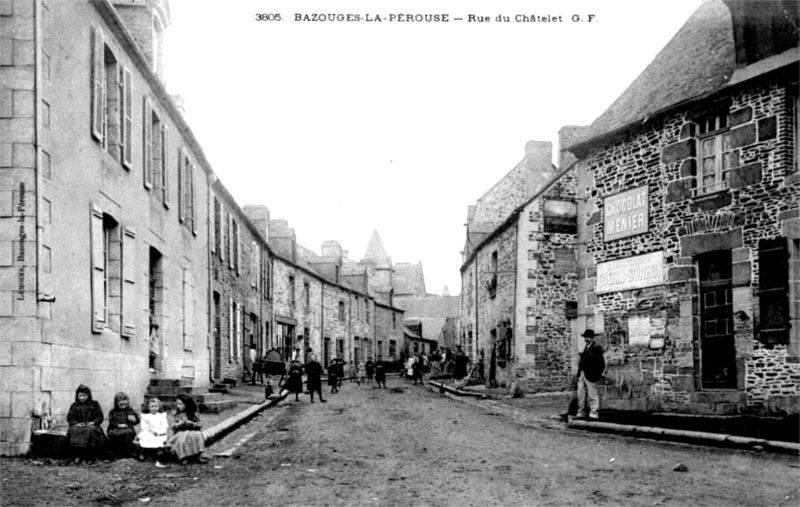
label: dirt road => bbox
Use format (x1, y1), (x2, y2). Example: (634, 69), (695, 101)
(2, 377), (799, 506)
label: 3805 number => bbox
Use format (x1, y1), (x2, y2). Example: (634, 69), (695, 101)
(255, 13), (281, 21)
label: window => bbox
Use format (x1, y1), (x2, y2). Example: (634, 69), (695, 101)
(233, 220), (241, 273)
(389, 340), (396, 359)
(392, 312), (396, 329)
(289, 276), (295, 306)
(696, 112), (732, 195)
(90, 205), (134, 336)
(182, 269), (194, 351)
(91, 27), (132, 168)
(366, 301), (370, 323)
(178, 148), (195, 233)
(377, 341), (383, 358)
(337, 338), (344, 360)
(304, 282), (310, 308)
(251, 241), (259, 289)
(324, 338), (331, 368)
(758, 237), (790, 345)
(143, 99), (162, 191)
(489, 251), (498, 298)
(213, 198), (221, 255)
(229, 299), (234, 361)
(339, 301), (346, 322)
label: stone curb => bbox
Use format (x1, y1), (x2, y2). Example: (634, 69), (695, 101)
(568, 419), (800, 455)
(428, 380), (487, 399)
(202, 391), (288, 447)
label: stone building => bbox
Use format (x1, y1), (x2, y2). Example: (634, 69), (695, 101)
(1, 0), (212, 454)
(209, 182), (272, 381)
(460, 141), (580, 391)
(567, 0), (799, 416)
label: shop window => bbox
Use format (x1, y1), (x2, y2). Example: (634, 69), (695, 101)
(758, 237), (790, 345)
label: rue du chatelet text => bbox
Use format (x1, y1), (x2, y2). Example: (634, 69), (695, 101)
(257, 13), (597, 23)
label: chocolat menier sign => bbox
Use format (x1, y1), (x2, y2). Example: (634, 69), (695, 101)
(604, 185), (649, 242)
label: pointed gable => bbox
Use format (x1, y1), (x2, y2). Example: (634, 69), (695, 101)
(362, 230), (392, 268)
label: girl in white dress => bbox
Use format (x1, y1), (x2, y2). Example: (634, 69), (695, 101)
(136, 397), (169, 466)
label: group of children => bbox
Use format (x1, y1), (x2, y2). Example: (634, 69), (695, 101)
(67, 384), (208, 467)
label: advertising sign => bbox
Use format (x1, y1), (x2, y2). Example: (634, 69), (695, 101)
(604, 185), (649, 242)
(596, 251), (664, 294)
(543, 199), (577, 234)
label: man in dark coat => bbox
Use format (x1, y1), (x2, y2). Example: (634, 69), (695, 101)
(576, 329), (605, 420)
(305, 354), (326, 403)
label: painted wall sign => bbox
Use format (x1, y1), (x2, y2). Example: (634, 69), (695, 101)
(604, 185), (649, 242)
(628, 316), (651, 347)
(596, 251), (664, 294)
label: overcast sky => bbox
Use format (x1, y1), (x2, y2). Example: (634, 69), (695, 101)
(165, 0), (702, 296)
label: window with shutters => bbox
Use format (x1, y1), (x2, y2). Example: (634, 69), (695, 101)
(758, 237), (790, 345)
(213, 197), (221, 255)
(91, 27), (127, 165)
(90, 205), (122, 334)
(229, 299), (235, 362)
(177, 148), (195, 233)
(144, 99), (162, 192)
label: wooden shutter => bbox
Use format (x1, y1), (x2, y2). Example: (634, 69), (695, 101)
(235, 221), (241, 273)
(190, 164), (197, 235)
(229, 299), (234, 360)
(161, 124), (170, 207)
(220, 208), (226, 262)
(91, 27), (105, 142)
(228, 215), (234, 269)
(90, 203), (106, 332)
(121, 227), (136, 337)
(121, 66), (132, 168)
(143, 97), (153, 189)
(183, 269), (194, 351)
(758, 237), (790, 345)
(178, 148), (185, 222)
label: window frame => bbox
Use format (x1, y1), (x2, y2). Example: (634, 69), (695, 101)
(695, 112), (732, 196)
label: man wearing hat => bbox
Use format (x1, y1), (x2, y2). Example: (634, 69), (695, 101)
(577, 329), (605, 420)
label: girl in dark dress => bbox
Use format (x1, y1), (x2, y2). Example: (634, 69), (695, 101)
(285, 360), (304, 401)
(167, 394), (207, 464)
(106, 392), (140, 459)
(66, 384), (107, 464)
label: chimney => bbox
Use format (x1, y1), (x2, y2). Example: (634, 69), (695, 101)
(558, 125), (590, 169)
(243, 205), (270, 243)
(170, 94), (185, 115)
(524, 141), (555, 198)
(443, 285), (450, 297)
(112, 0), (170, 81)
(321, 240), (343, 259)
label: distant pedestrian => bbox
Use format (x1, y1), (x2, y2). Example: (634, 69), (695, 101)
(365, 357), (375, 383)
(412, 354), (423, 385)
(357, 361), (366, 385)
(305, 354), (326, 403)
(246, 345), (258, 384)
(328, 358), (341, 394)
(374, 356), (387, 388)
(285, 359), (304, 402)
(454, 345), (469, 380)
(576, 329), (605, 420)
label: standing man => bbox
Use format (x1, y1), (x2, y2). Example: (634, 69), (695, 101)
(576, 329), (605, 420)
(248, 345), (258, 385)
(305, 353), (326, 403)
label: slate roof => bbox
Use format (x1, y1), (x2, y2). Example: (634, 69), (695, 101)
(569, 0), (736, 153)
(361, 230), (392, 268)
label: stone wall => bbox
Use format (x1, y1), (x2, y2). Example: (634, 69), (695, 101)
(577, 76), (799, 416)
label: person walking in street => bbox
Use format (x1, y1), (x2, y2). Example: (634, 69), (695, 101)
(576, 329), (605, 420)
(411, 354), (423, 385)
(285, 359), (304, 402)
(374, 356), (387, 388)
(328, 358), (341, 394)
(305, 353), (326, 403)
